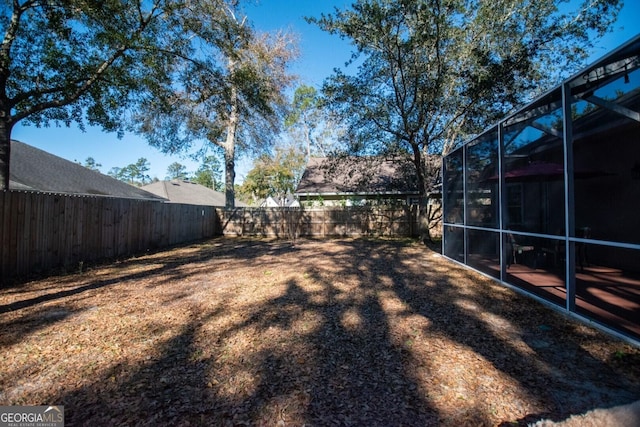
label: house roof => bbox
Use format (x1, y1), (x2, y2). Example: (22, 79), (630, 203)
(141, 180), (248, 207)
(261, 195), (300, 207)
(9, 140), (165, 200)
(295, 156), (420, 196)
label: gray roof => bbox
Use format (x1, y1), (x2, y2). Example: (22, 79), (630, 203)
(9, 140), (165, 200)
(142, 180), (248, 207)
(295, 156), (420, 196)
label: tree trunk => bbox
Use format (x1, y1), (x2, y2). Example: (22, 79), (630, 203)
(410, 142), (433, 243)
(224, 80), (239, 209)
(224, 142), (236, 209)
(0, 114), (12, 191)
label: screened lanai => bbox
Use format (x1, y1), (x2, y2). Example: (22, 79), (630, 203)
(443, 35), (640, 342)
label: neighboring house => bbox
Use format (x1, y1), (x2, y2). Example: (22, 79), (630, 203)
(142, 180), (248, 207)
(261, 195), (300, 208)
(9, 140), (164, 200)
(295, 156), (423, 206)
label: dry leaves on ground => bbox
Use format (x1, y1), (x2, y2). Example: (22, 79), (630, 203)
(1, 238), (639, 426)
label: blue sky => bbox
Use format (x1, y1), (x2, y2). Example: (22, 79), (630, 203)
(11, 0), (640, 183)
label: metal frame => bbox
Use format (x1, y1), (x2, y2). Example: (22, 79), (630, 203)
(442, 34), (640, 345)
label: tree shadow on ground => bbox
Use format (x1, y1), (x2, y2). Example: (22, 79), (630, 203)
(0, 238), (298, 312)
(211, 276), (440, 425)
(0, 304), (82, 347)
(335, 240), (639, 424)
(53, 242), (441, 425)
(2, 238), (638, 425)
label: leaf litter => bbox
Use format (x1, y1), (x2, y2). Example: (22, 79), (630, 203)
(1, 238), (638, 426)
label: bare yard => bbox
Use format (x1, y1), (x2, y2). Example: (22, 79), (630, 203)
(1, 238), (639, 426)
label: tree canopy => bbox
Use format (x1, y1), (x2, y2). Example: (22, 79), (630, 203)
(285, 85), (345, 159)
(166, 162), (188, 181)
(0, 0), (296, 204)
(81, 157), (102, 172)
(238, 145), (305, 205)
(311, 0), (622, 208)
(192, 155), (224, 191)
(133, 1), (298, 207)
(108, 157), (151, 186)
(0, 0), (193, 189)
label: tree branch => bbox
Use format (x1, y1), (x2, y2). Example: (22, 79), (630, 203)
(11, 1), (164, 124)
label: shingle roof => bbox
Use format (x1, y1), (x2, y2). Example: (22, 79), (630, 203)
(295, 156), (420, 196)
(141, 180), (248, 207)
(9, 140), (165, 200)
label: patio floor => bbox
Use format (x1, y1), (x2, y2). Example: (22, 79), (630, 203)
(506, 263), (640, 339)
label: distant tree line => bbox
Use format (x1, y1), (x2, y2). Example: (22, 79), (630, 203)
(80, 155), (223, 191)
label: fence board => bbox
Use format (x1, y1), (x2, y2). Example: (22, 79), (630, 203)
(2, 192), (437, 283)
(216, 206), (425, 239)
(13, 193), (26, 275)
(1, 192), (224, 282)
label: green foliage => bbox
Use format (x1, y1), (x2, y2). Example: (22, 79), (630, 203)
(108, 157), (151, 185)
(238, 145), (305, 205)
(166, 162), (188, 180)
(3, 0), (192, 127)
(0, 0), (199, 189)
(299, 195), (323, 208)
(82, 157), (102, 172)
(192, 155), (223, 190)
(286, 85), (321, 128)
(613, 350), (627, 360)
(132, 1), (298, 207)
(311, 0), (622, 204)
(285, 84), (345, 158)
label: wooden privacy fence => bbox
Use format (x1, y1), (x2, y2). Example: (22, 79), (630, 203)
(1, 191), (219, 281)
(1, 192), (439, 282)
(217, 206), (424, 239)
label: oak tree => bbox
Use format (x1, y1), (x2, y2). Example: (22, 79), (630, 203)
(0, 0), (192, 190)
(311, 0), (622, 238)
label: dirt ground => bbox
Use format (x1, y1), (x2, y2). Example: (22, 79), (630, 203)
(1, 237), (639, 426)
